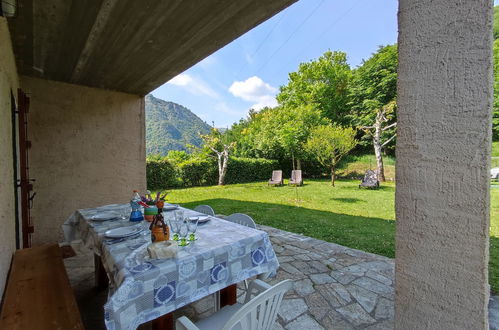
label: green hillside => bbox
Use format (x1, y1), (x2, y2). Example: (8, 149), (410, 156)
(145, 94), (211, 155)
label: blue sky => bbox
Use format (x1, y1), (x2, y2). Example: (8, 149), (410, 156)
(151, 0), (398, 128)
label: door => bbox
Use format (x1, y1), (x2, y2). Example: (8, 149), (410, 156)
(16, 89), (34, 248)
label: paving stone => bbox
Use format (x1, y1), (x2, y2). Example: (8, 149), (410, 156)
(375, 297), (394, 320)
(336, 303), (377, 327)
(330, 270), (358, 285)
(309, 273), (335, 285)
(273, 321), (286, 330)
(346, 284), (378, 314)
(341, 264), (367, 277)
(366, 270), (392, 286)
(280, 262), (301, 275)
(291, 261), (320, 275)
(279, 298), (308, 323)
(358, 261), (394, 276)
(352, 277), (394, 300)
(321, 315), (355, 330)
(304, 292), (331, 320)
(316, 283), (351, 307)
(364, 320), (394, 330)
(295, 254), (312, 261)
(278, 256), (295, 263)
(489, 295), (499, 330)
(309, 260), (330, 273)
(285, 314), (324, 330)
(293, 278), (315, 296)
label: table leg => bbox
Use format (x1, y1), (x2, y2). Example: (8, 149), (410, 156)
(152, 312), (173, 330)
(94, 254), (108, 289)
(219, 284), (237, 307)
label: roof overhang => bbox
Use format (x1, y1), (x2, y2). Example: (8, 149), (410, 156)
(8, 0), (296, 95)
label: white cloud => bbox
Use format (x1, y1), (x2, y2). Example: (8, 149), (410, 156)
(168, 73), (219, 99)
(229, 76), (278, 110)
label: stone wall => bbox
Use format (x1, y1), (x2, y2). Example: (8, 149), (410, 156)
(0, 17), (19, 298)
(395, 0), (492, 328)
(21, 76), (146, 244)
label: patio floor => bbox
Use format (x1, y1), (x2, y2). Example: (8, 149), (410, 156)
(64, 225), (499, 329)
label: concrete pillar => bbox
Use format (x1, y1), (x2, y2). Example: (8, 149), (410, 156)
(395, 1), (493, 329)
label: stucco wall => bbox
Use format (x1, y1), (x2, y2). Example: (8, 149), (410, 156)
(0, 17), (19, 298)
(395, 0), (492, 329)
(21, 76), (146, 245)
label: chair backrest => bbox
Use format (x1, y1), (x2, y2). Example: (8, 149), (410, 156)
(193, 204), (215, 216)
(291, 170), (302, 182)
(226, 213), (256, 229)
(363, 170), (378, 183)
(222, 280), (292, 330)
(271, 170), (282, 181)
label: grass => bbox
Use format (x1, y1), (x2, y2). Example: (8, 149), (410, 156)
(337, 154), (396, 180)
(165, 178), (499, 292)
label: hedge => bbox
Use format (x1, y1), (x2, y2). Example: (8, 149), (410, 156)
(225, 157), (279, 184)
(146, 156), (280, 189)
(177, 158), (218, 187)
(146, 160), (178, 190)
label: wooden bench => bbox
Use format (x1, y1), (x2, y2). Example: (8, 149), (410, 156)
(0, 244), (84, 330)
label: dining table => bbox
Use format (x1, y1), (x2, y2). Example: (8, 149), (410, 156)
(63, 203), (280, 330)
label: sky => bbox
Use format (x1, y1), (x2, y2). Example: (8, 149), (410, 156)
(151, 0), (398, 128)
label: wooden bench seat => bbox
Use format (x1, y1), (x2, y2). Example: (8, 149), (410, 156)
(0, 244), (84, 330)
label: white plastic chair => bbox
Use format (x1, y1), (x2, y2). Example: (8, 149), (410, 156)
(176, 279), (292, 330)
(194, 204), (215, 216)
(226, 213), (256, 229)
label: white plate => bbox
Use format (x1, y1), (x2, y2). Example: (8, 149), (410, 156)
(105, 226), (143, 238)
(163, 205), (179, 211)
(197, 215), (210, 223)
(90, 211), (119, 221)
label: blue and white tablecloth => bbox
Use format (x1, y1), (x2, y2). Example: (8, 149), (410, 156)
(63, 203), (279, 330)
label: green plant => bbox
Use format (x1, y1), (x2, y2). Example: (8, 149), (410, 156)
(177, 158), (218, 186)
(146, 160), (178, 189)
(225, 157), (279, 184)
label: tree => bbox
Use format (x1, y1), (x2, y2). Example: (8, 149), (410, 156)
(252, 105), (329, 169)
(305, 125), (357, 186)
(349, 44), (398, 181)
(200, 128), (234, 185)
(277, 51), (352, 125)
(360, 101), (396, 182)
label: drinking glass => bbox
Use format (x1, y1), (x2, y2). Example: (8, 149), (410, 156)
(120, 206), (131, 220)
(187, 217), (199, 241)
(170, 210), (183, 241)
(178, 220), (189, 246)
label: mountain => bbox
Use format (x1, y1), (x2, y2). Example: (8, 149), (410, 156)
(145, 94), (212, 155)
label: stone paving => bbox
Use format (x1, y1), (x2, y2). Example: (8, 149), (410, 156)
(64, 224), (499, 329)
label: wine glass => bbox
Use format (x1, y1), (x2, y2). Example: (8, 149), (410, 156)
(178, 220), (189, 247)
(187, 217), (199, 241)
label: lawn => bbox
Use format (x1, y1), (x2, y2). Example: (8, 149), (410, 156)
(166, 179), (499, 292)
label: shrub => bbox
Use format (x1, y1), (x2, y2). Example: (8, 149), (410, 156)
(146, 160), (178, 189)
(225, 157), (279, 184)
(177, 158), (218, 186)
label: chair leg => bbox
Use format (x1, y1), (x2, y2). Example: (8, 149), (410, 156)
(214, 291), (221, 311)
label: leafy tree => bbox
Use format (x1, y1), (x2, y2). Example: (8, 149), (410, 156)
(305, 125), (357, 186)
(277, 51), (352, 125)
(252, 105), (329, 169)
(200, 128), (235, 185)
(349, 44), (397, 181)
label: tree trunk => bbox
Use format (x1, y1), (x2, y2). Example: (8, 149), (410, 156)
(331, 164), (336, 187)
(373, 112), (386, 182)
(291, 153), (295, 170)
(296, 159), (301, 170)
(218, 151), (229, 185)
